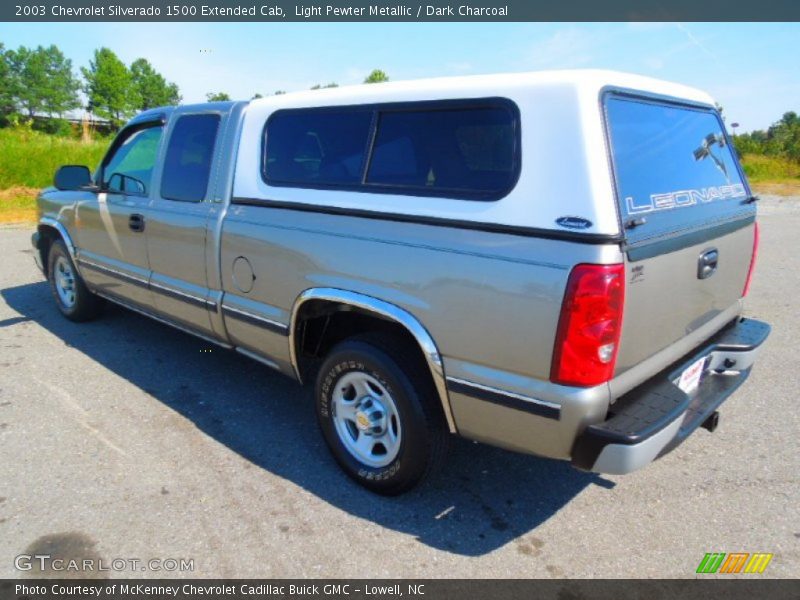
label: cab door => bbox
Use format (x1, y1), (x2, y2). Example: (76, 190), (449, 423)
(74, 120), (165, 308)
(143, 111), (223, 336)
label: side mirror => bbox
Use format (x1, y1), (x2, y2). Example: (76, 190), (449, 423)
(54, 165), (92, 191)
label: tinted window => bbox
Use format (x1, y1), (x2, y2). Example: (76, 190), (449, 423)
(161, 114), (220, 202)
(265, 111), (372, 185)
(262, 100), (520, 200)
(103, 125), (163, 195)
(367, 107), (516, 196)
(606, 96), (749, 241)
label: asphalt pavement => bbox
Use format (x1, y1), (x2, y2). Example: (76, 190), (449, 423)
(0, 197), (797, 578)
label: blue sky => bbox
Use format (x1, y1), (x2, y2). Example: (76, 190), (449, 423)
(2, 22), (797, 131)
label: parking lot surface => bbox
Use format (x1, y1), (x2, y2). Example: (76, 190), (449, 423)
(0, 197), (798, 578)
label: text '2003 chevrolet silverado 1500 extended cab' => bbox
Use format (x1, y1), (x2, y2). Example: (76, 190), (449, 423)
(33, 70), (770, 494)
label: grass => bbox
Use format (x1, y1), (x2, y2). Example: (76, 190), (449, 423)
(0, 127), (110, 224)
(740, 154), (800, 181)
(0, 127), (110, 188)
(1, 127), (798, 225)
(740, 154), (800, 196)
(0, 187), (41, 224)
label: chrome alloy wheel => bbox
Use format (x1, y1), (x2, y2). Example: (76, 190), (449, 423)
(54, 256), (76, 308)
(331, 371), (402, 468)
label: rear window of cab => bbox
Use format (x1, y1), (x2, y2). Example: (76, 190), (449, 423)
(262, 98), (521, 201)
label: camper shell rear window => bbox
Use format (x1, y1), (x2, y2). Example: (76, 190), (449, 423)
(262, 98), (520, 201)
(604, 93), (752, 243)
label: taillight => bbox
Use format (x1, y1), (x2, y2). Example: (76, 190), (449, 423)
(550, 263), (625, 387)
(742, 222), (760, 297)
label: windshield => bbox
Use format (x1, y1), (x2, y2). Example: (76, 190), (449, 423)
(605, 95), (751, 242)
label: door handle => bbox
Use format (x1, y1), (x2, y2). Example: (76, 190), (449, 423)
(697, 248), (718, 279)
(129, 213), (145, 232)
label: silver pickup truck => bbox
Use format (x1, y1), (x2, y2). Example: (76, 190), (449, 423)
(32, 70), (769, 494)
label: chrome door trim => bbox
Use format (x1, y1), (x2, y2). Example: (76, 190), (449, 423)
(77, 257), (149, 288)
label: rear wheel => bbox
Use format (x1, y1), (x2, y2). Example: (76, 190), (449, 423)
(47, 240), (103, 322)
(315, 334), (448, 495)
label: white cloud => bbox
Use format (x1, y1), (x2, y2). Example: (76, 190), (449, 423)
(673, 23), (718, 62)
(527, 28), (604, 69)
(638, 24), (718, 75)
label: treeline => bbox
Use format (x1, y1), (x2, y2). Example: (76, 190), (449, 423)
(0, 41), (391, 134)
(733, 112), (800, 163)
(229, 68), (391, 101)
(0, 44), (180, 130)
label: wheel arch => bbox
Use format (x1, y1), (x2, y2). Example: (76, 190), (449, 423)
(37, 217), (78, 276)
(289, 288), (456, 433)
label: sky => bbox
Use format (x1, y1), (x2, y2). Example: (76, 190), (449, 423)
(1, 22), (798, 132)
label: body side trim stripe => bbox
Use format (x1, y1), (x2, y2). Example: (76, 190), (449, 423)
(95, 289), (233, 349)
(231, 197), (623, 245)
(222, 305), (289, 335)
(149, 280), (216, 311)
(80, 258), (218, 311)
(77, 258), (149, 288)
(446, 376), (561, 420)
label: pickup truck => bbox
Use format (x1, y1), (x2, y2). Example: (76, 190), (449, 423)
(32, 70), (770, 495)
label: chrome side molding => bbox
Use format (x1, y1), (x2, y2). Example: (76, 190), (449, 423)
(289, 288), (457, 433)
(39, 216), (77, 260)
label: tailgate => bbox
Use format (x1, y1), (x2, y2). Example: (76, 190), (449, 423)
(604, 93), (757, 373)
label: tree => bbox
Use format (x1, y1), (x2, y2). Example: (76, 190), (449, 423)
(363, 69), (389, 84)
(733, 111), (800, 163)
(40, 45), (82, 117)
(0, 43), (14, 116)
(310, 83), (338, 90)
(130, 58), (180, 110)
(6, 45), (81, 118)
(206, 92), (231, 102)
(82, 47), (138, 126)
(251, 93), (263, 99)
(274, 90), (286, 95)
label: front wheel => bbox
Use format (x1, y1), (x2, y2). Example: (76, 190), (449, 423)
(47, 239), (103, 322)
(315, 334), (448, 495)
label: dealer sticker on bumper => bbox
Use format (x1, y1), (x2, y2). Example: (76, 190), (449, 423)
(678, 356), (707, 394)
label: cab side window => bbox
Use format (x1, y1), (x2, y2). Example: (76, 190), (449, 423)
(161, 113), (221, 202)
(103, 125), (164, 195)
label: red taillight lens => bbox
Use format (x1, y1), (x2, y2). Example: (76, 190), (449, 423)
(550, 263), (625, 387)
(742, 222), (760, 297)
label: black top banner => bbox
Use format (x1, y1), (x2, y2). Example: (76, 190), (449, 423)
(3, 0), (800, 22)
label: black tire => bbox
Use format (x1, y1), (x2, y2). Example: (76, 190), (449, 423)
(315, 333), (449, 495)
(47, 239), (103, 322)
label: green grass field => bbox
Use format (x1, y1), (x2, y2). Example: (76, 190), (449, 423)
(0, 127), (110, 189)
(0, 127), (110, 223)
(0, 127), (798, 224)
(739, 153), (800, 182)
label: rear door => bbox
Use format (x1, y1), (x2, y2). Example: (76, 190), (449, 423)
(604, 93), (757, 372)
(144, 110), (223, 336)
